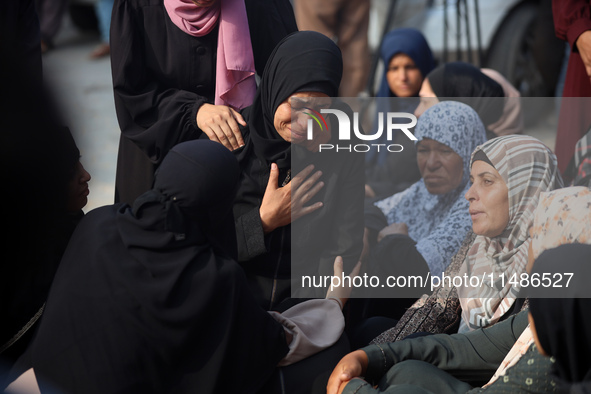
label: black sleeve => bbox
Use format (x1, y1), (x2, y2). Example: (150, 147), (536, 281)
(364, 199), (388, 232)
(320, 148), (366, 277)
(0, 0), (43, 83)
(18, 0), (43, 83)
(362, 311), (529, 385)
(245, 0), (298, 74)
(366, 234), (430, 298)
(235, 207), (268, 262)
(110, 0), (210, 166)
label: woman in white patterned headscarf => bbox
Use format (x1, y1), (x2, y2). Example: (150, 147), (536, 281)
(459, 135), (563, 332)
(355, 102), (487, 332)
(366, 101), (487, 278)
(481, 186), (591, 386)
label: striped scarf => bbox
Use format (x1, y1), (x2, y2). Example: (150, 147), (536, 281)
(458, 135), (562, 330)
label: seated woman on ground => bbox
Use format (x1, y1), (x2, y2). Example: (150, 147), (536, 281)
(357, 101), (486, 326)
(415, 61), (523, 140)
(368, 134), (562, 345)
(232, 31), (365, 310)
(365, 28), (436, 199)
(0, 68), (91, 382)
(5, 140), (359, 394)
(326, 186), (590, 394)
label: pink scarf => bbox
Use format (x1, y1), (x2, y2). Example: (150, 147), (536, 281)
(164, 0), (256, 110)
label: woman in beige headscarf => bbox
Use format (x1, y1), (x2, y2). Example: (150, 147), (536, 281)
(483, 185), (591, 386)
(458, 135), (563, 331)
(326, 179), (590, 394)
(369, 135), (563, 345)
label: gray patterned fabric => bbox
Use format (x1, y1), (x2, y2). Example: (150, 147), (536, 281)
(374, 101), (487, 275)
(370, 231), (475, 345)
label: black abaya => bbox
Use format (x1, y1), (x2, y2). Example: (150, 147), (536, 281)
(232, 31), (365, 309)
(528, 244), (591, 392)
(28, 141), (290, 393)
(0, 64), (83, 385)
(111, 0), (298, 205)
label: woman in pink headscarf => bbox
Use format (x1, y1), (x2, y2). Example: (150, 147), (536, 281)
(111, 0), (297, 204)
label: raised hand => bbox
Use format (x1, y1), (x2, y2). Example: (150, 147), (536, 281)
(259, 163), (324, 233)
(325, 256), (362, 309)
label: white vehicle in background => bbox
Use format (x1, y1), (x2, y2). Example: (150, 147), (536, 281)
(69, 0), (564, 100)
(368, 0), (565, 98)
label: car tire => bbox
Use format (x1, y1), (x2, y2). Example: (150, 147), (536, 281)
(485, 1), (564, 127)
(485, 2), (548, 97)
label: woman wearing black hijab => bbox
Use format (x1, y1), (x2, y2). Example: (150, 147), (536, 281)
(0, 64), (89, 385)
(415, 61), (506, 140)
(528, 243), (591, 393)
(7, 140), (350, 394)
(233, 31), (365, 310)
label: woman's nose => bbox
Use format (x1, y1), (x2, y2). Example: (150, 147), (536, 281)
(402, 67), (413, 81)
(465, 184), (476, 201)
(80, 164), (91, 182)
(425, 152), (440, 169)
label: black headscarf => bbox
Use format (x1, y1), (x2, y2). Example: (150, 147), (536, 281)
(528, 244), (591, 391)
(427, 61), (505, 126)
(239, 30), (343, 169)
(30, 140), (289, 393)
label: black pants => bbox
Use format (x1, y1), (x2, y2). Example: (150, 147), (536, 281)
(260, 333), (350, 394)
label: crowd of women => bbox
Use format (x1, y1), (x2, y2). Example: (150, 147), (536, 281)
(1, 0), (591, 393)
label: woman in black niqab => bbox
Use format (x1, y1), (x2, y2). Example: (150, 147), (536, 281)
(528, 244), (591, 393)
(24, 140), (290, 393)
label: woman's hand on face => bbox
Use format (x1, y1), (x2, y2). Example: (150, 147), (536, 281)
(259, 163), (324, 234)
(325, 256), (362, 309)
(377, 222), (409, 243)
(326, 350), (369, 394)
(196, 103), (246, 151)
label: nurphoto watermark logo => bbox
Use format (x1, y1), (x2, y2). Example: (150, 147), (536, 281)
(303, 106), (417, 153)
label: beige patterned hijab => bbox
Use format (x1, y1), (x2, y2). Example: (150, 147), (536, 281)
(486, 186), (591, 384)
(458, 135), (562, 330)
(531, 186), (591, 260)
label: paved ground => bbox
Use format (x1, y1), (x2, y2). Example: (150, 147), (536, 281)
(43, 10), (558, 213)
